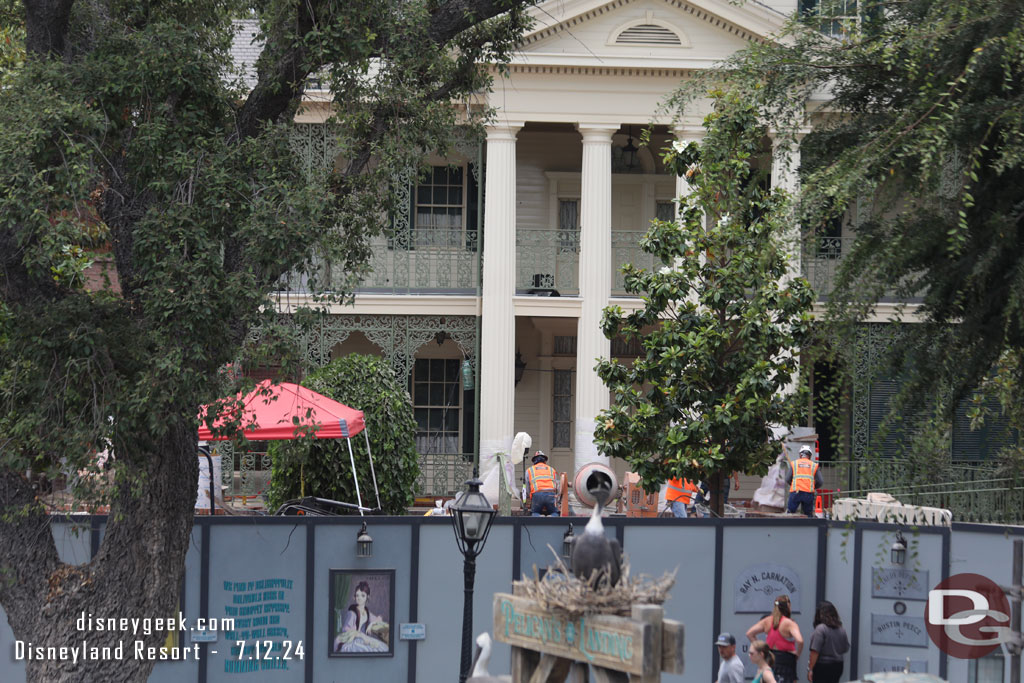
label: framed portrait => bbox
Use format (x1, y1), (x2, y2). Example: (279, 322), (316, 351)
(328, 569), (395, 658)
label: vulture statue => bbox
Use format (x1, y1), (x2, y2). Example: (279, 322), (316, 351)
(569, 470), (622, 587)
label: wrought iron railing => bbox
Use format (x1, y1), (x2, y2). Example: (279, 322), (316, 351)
(356, 229), (480, 294)
(209, 442), (272, 500)
(611, 230), (657, 296)
(415, 453), (474, 498)
(815, 458), (1023, 523)
(801, 235), (849, 300)
(516, 228), (580, 295)
(515, 228), (657, 297)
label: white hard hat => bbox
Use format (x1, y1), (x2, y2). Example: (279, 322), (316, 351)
(799, 445), (814, 456)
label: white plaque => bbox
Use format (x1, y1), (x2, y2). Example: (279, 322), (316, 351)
(734, 563), (802, 614)
(870, 615), (928, 647)
(871, 567), (929, 600)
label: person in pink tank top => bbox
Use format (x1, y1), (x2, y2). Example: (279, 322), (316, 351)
(745, 595), (803, 683)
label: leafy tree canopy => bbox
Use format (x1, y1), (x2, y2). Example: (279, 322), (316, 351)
(0, 0), (532, 679)
(666, 0), (1024, 464)
(594, 94), (814, 514)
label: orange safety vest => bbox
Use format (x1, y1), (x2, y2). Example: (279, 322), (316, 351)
(527, 463), (557, 495)
(666, 478), (699, 504)
(790, 458), (818, 493)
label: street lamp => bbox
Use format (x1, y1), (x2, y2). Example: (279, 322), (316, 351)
(451, 478), (496, 683)
(891, 529), (907, 566)
(356, 521), (373, 558)
(562, 523), (575, 560)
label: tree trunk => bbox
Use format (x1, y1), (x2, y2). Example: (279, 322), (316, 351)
(0, 418), (198, 683)
(709, 470), (724, 518)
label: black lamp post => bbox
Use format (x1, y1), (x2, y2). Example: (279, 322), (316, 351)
(891, 529), (907, 565)
(451, 478), (497, 683)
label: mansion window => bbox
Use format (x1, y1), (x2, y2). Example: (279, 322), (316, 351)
(799, 0), (866, 38)
(553, 369), (574, 449)
(412, 358), (462, 455)
(415, 166), (466, 247)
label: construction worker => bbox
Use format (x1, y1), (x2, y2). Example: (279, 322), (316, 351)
(525, 451), (559, 516)
(666, 477), (701, 518)
(785, 445), (823, 517)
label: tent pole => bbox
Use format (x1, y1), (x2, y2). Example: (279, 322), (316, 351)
(346, 437), (364, 515)
(363, 428), (382, 511)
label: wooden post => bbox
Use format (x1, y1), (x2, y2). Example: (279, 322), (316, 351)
(628, 605), (663, 683)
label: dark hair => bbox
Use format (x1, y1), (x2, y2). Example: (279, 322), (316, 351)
(752, 641), (774, 668)
(771, 595), (792, 629)
(354, 581), (372, 596)
(814, 601), (842, 629)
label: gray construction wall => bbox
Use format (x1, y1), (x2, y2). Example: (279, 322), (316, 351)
(0, 517), (1021, 683)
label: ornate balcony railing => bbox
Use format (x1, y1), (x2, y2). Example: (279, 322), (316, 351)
(516, 229), (580, 295)
(515, 228), (657, 298)
(801, 235), (849, 300)
(415, 452), (475, 498)
(356, 229), (480, 294)
(611, 230), (656, 297)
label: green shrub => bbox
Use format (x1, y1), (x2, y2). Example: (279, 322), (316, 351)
(267, 354), (419, 514)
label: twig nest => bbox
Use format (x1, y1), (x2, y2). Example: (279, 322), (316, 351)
(513, 547), (676, 618)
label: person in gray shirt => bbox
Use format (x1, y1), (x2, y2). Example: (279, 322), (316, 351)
(715, 632), (745, 683)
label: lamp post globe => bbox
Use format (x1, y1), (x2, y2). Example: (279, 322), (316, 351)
(451, 478), (496, 683)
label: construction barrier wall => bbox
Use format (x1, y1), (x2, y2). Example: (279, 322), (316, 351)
(0, 516), (1021, 683)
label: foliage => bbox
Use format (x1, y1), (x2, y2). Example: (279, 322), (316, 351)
(267, 354), (419, 514)
(593, 95), (815, 513)
(665, 0), (1024, 471)
(0, 0), (533, 677)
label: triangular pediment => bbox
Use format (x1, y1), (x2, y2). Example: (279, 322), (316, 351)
(517, 0), (787, 66)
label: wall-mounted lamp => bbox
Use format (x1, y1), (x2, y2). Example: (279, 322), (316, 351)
(514, 351), (527, 386)
(622, 126), (639, 170)
(562, 523), (575, 560)
(356, 521), (373, 558)
(891, 529), (907, 566)
(435, 331), (450, 346)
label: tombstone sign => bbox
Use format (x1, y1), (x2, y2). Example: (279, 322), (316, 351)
(870, 614), (929, 647)
(734, 563), (802, 614)
(871, 567), (929, 600)
(870, 657), (928, 673)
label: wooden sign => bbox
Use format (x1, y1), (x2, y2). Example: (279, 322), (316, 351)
(492, 593), (656, 677)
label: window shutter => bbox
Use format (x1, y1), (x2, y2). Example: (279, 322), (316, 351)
(953, 396), (1017, 461)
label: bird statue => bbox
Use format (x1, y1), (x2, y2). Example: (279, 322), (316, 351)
(467, 632), (511, 683)
(570, 469), (622, 587)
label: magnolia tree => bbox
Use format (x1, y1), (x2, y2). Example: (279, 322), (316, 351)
(0, 0), (532, 680)
(593, 95), (814, 516)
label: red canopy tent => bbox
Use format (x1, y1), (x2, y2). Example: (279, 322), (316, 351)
(198, 381), (379, 513)
(198, 380), (365, 441)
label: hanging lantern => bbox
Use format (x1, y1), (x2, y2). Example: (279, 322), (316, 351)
(462, 359), (474, 390)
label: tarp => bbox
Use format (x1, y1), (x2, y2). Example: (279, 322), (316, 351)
(198, 380), (365, 441)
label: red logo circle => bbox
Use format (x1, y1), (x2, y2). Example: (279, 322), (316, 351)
(925, 573), (1011, 659)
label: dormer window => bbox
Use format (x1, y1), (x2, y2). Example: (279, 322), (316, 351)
(608, 11), (689, 48)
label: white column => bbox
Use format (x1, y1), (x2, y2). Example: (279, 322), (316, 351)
(770, 132), (803, 282)
(574, 124), (617, 475)
(675, 126), (704, 306)
(771, 132), (804, 396)
(479, 123), (522, 483)
(673, 126), (704, 209)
